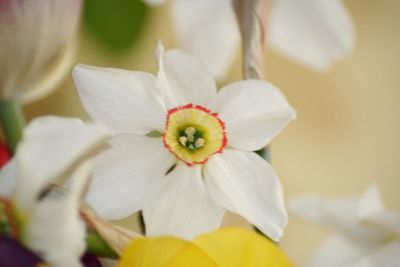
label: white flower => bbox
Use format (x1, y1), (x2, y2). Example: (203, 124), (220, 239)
(0, 0), (82, 103)
(145, 0), (355, 77)
(0, 116), (108, 267)
(72, 42), (296, 241)
(290, 186), (400, 267)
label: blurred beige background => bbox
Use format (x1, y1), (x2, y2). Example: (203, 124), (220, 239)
(24, 0), (400, 265)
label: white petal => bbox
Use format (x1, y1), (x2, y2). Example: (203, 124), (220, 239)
(269, 0), (355, 70)
(15, 116), (108, 211)
(289, 195), (388, 243)
(170, 0), (239, 78)
(309, 235), (370, 267)
(358, 185), (400, 235)
(0, 159), (16, 198)
(73, 64), (166, 135)
(85, 134), (175, 220)
(155, 42), (217, 109)
(349, 242), (400, 267)
(203, 149), (287, 241)
(24, 161), (91, 267)
(211, 80), (295, 151)
(143, 163), (224, 240)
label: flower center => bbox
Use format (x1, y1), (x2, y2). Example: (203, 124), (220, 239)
(178, 126), (205, 151)
(163, 104), (227, 166)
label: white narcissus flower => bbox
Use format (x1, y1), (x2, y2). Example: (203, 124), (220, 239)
(73, 42), (296, 241)
(0, 116), (108, 267)
(0, 0), (82, 103)
(145, 0), (355, 77)
(290, 186), (400, 267)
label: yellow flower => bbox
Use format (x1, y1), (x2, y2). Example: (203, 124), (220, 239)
(118, 228), (292, 267)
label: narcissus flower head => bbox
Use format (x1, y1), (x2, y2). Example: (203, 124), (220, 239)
(118, 228), (293, 267)
(0, 116), (108, 267)
(290, 185), (400, 267)
(144, 0), (355, 77)
(73, 42), (296, 241)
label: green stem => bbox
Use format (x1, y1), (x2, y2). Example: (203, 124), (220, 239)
(0, 100), (25, 154)
(86, 230), (118, 259)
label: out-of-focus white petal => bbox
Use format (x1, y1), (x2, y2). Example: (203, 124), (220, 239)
(211, 80), (295, 151)
(269, 0), (355, 70)
(358, 185), (400, 235)
(73, 64), (166, 135)
(15, 116), (108, 211)
(203, 149), (287, 241)
(155, 42), (217, 109)
(170, 0), (239, 78)
(0, 159), (16, 198)
(85, 134), (175, 220)
(143, 0), (165, 6)
(309, 235), (372, 267)
(290, 195), (388, 243)
(143, 163), (224, 240)
(358, 185), (385, 220)
(0, 0), (81, 101)
(348, 242), (400, 267)
(24, 161), (91, 267)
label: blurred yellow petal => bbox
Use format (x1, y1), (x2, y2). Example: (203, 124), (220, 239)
(193, 228), (292, 267)
(118, 237), (217, 267)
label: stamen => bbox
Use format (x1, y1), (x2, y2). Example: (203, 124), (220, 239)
(179, 126), (206, 151)
(179, 136), (188, 146)
(187, 134), (195, 142)
(185, 127), (196, 136)
(195, 138), (205, 148)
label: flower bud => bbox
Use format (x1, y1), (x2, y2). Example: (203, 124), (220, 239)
(0, 0), (82, 103)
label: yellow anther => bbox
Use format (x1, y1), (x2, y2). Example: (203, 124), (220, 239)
(185, 127), (196, 136)
(195, 138), (205, 148)
(179, 136), (188, 146)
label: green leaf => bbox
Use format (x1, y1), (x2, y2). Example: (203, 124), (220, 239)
(83, 0), (149, 52)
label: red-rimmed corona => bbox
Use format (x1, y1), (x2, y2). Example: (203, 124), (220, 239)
(163, 104), (227, 166)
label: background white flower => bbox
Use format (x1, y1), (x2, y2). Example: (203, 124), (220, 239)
(0, 0), (82, 103)
(0, 116), (108, 267)
(145, 0), (355, 77)
(73, 43), (296, 241)
(290, 185), (400, 267)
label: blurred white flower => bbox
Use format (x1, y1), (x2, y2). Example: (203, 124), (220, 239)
(0, 0), (82, 103)
(0, 116), (108, 267)
(73, 42), (296, 241)
(145, 0), (355, 77)
(290, 185), (400, 267)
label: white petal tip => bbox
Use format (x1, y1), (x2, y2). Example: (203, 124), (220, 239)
(154, 39), (165, 61)
(358, 184), (385, 220)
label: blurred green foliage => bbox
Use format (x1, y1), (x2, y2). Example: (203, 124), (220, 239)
(83, 0), (149, 52)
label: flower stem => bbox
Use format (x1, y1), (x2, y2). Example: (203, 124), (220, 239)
(234, 0), (276, 241)
(86, 230), (118, 259)
(0, 100), (25, 155)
